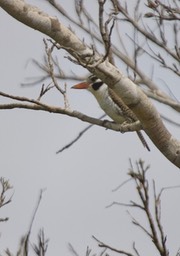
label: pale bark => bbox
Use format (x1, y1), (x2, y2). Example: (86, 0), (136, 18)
(0, 0), (180, 167)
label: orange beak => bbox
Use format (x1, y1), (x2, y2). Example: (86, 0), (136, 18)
(71, 82), (90, 89)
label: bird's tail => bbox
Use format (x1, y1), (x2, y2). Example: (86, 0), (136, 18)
(136, 131), (150, 151)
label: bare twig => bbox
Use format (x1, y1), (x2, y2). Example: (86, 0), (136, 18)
(153, 181), (168, 254)
(5, 189), (45, 256)
(56, 114), (105, 154)
(107, 160), (170, 256)
(0, 178), (13, 209)
(43, 39), (70, 109)
(0, 89), (144, 134)
(98, 0), (116, 64)
(68, 243), (80, 256)
(32, 229), (49, 256)
(92, 235), (135, 256)
(20, 189), (45, 256)
(132, 242), (141, 256)
(111, 177), (132, 192)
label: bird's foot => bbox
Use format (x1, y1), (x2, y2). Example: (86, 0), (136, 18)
(102, 119), (113, 130)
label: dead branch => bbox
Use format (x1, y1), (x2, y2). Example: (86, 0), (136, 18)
(1, 0), (180, 165)
(92, 236), (135, 256)
(107, 160), (170, 256)
(0, 178), (13, 223)
(32, 229), (49, 256)
(0, 178), (13, 209)
(0, 89), (144, 134)
(128, 161), (168, 256)
(5, 189), (46, 256)
(56, 114), (106, 154)
(98, 0), (115, 64)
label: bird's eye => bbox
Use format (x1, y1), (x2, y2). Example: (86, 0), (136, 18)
(92, 81), (103, 90)
(89, 75), (97, 83)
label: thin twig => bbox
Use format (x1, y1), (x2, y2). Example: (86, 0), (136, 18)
(16, 189), (45, 256)
(56, 114), (106, 154)
(92, 235), (135, 256)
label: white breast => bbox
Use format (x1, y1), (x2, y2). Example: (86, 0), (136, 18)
(88, 84), (126, 124)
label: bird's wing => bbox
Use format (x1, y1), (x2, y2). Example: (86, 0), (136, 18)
(108, 88), (150, 151)
(108, 88), (138, 122)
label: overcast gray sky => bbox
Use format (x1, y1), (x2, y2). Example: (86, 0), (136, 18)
(0, 1), (180, 255)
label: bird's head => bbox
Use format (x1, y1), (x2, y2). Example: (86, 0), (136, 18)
(71, 75), (107, 96)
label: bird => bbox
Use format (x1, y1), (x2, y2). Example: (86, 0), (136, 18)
(71, 74), (150, 151)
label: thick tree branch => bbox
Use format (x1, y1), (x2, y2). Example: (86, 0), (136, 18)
(0, 0), (180, 167)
